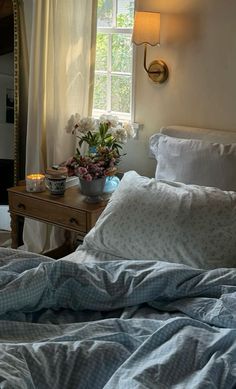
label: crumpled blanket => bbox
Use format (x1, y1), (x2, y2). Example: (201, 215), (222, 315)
(0, 248), (235, 388)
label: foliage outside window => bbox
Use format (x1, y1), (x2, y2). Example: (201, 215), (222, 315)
(93, 0), (134, 121)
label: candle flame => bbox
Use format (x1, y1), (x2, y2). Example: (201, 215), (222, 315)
(27, 174), (45, 180)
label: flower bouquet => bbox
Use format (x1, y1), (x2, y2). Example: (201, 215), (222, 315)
(65, 114), (134, 181)
(65, 114), (134, 201)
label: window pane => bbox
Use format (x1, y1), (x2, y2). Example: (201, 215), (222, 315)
(95, 33), (108, 71)
(117, 0), (134, 27)
(112, 34), (132, 73)
(111, 75), (131, 113)
(97, 0), (113, 27)
(94, 74), (107, 110)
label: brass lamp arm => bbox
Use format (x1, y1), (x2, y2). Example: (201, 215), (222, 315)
(143, 44), (169, 83)
(144, 44), (161, 75)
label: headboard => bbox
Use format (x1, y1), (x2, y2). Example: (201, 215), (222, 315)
(160, 125), (236, 144)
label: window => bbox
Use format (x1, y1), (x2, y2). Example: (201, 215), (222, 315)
(93, 0), (135, 121)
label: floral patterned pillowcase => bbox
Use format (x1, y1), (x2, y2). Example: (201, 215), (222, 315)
(82, 171), (236, 269)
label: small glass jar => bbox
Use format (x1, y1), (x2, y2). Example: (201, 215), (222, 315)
(26, 174), (45, 192)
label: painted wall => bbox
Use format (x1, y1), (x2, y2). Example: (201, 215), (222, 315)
(119, 0), (236, 176)
(22, 0), (236, 177)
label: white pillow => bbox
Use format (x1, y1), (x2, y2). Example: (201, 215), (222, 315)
(150, 133), (236, 191)
(82, 171), (236, 269)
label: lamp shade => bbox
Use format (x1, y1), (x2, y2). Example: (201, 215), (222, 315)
(132, 11), (160, 46)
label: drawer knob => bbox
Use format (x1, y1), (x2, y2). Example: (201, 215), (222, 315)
(69, 217), (79, 225)
(17, 203), (26, 210)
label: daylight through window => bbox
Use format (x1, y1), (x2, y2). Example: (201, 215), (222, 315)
(93, 0), (135, 120)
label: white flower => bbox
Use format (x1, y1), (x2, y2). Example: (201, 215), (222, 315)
(76, 117), (96, 134)
(111, 122), (135, 143)
(112, 126), (128, 143)
(65, 113), (80, 133)
(66, 113), (135, 144)
(99, 114), (119, 128)
(123, 122), (135, 138)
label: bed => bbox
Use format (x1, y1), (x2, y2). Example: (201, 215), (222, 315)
(1, 125), (236, 388)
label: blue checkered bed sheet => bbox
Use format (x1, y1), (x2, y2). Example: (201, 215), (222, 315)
(0, 248), (236, 388)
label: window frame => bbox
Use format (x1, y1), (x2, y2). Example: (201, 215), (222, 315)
(93, 2), (135, 122)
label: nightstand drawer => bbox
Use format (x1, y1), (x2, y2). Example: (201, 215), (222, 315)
(9, 193), (87, 233)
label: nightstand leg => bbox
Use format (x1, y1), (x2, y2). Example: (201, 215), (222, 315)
(10, 213), (19, 249)
(65, 230), (74, 251)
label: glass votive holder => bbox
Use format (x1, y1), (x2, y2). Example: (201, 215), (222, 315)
(26, 174), (46, 192)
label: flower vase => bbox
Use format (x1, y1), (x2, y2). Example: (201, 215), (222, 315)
(79, 176), (106, 203)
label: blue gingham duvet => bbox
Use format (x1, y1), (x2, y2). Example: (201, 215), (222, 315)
(0, 249), (236, 388)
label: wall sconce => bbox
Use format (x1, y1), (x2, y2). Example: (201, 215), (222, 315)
(132, 11), (169, 84)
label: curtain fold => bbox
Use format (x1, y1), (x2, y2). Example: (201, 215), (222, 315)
(23, 0), (97, 253)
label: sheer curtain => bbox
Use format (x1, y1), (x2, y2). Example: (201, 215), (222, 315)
(23, 0), (97, 253)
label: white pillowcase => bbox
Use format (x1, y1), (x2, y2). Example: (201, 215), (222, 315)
(150, 133), (236, 191)
(82, 171), (236, 269)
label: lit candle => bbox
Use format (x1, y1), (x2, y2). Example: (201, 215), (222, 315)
(26, 174), (46, 192)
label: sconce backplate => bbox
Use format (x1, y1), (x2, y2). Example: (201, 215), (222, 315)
(148, 60), (169, 83)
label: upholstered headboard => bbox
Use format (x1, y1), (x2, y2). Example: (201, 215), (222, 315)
(160, 125), (236, 144)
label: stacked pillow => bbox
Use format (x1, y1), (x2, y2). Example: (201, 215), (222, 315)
(149, 133), (236, 191)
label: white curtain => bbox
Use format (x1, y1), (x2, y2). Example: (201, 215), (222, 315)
(23, 0), (97, 253)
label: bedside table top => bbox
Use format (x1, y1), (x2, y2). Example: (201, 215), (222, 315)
(8, 185), (108, 213)
(8, 184), (109, 252)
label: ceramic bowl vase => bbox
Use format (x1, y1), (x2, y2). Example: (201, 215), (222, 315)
(79, 176), (106, 203)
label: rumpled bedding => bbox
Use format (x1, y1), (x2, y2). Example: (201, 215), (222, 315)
(0, 248), (236, 388)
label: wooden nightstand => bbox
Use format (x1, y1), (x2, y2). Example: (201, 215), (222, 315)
(8, 185), (107, 255)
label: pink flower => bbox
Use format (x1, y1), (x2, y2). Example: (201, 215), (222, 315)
(77, 167), (88, 175)
(66, 156), (75, 165)
(84, 174), (93, 181)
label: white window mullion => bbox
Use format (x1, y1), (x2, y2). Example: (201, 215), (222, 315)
(107, 33), (112, 112)
(131, 44), (135, 122)
(98, 27), (132, 34)
(97, 69), (131, 77)
(113, 0), (117, 28)
(109, 0), (117, 114)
